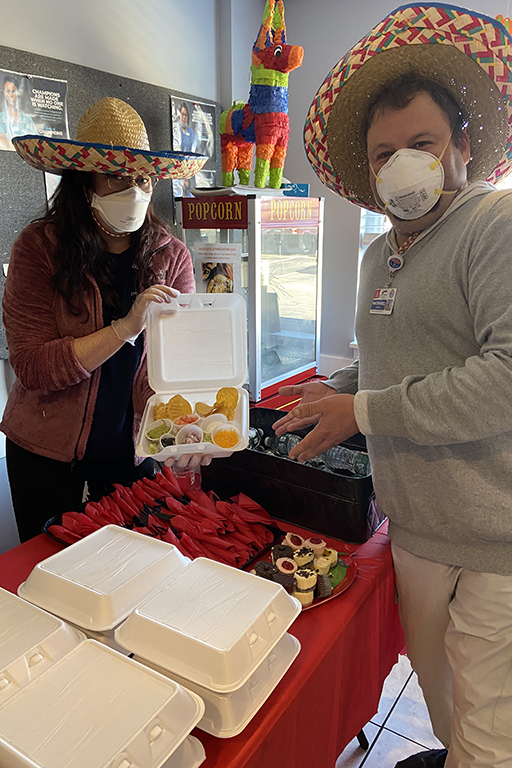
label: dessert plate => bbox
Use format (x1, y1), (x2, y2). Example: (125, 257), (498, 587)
(302, 553), (357, 611)
(246, 549), (357, 610)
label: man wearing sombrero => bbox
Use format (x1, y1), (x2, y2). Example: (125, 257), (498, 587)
(274, 5), (512, 766)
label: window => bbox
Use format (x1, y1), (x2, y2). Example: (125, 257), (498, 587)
(357, 208), (390, 295)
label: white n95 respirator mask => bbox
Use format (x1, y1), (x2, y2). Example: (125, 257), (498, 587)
(371, 143), (456, 221)
(90, 186), (151, 233)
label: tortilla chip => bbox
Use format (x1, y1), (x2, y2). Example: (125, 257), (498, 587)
(166, 394), (192, 420)
(154, 403), (168, 420)
(212, 405), (236, 421)
(195, 401), (214, 417)
(214, 387), (239, 412)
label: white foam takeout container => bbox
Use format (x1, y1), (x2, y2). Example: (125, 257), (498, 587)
(0, 639), (205, 768)
(115, 557), (302, 693)
(161, 736), (205, 768)
(135, 632), (301, 738)
(0, 587), (84, 707)
(136, 293), (249, 461)
(17, 526), (190, 633)
(64, 621), (132, 656)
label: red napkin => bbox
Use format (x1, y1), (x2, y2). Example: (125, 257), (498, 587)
(161, 464), (186, 495)
(48, 525), (82, 544)
(113, 485), (141, 515)
(62, 511), (102, 536)
(48, 470), (278, 570)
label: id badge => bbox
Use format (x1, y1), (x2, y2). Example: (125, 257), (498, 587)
(370, 287), (397, 315)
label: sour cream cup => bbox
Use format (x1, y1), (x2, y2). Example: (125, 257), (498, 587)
(201, 413), (228, 434)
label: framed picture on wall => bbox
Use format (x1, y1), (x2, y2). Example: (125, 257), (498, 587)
(170, 95), (219, 199)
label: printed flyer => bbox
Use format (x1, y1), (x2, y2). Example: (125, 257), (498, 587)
(193, 242), (242, 295)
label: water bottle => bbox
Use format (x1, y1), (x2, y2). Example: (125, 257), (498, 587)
(321, 445), (370, 476)
(248, 427), (264, 449)
(264, 433), (302, 456)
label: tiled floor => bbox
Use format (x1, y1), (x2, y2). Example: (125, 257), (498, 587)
(336, 655), (444, 768)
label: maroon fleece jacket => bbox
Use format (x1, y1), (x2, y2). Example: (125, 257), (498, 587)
(0, 220), (194, 462)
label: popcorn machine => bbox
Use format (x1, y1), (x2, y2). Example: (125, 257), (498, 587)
(176, 194), (324, 403)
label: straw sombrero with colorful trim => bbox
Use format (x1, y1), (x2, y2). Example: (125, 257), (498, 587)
(12, 97), (207, 179)
(304, 3), (512, 212)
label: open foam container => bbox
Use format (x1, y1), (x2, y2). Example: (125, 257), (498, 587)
(136, 293), (249, 461)
(115, 557), (301, 693)
(0, 638), (205, 768)
(134, 632), (301, 738)
(17, 526), (190, 644)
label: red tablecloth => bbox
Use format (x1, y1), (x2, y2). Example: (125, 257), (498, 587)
(0, 521), (404, 768)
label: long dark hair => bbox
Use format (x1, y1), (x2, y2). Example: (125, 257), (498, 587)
(40, 170), (168, 316)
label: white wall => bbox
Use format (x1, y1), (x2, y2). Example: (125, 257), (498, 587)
(0, 0), (219, 102)
(282, 0), (387, 366)
(283, 0), (510, 369)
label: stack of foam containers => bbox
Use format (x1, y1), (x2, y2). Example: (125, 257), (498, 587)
(13, 523), (302, 749)
(0, 587), (206, 768)
(114, 557), (302, 738)
(17, 525), (191, 654)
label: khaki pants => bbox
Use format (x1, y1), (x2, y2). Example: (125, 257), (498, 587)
(392, 542), (512, 768)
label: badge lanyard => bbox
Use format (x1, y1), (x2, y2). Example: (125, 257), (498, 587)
(370, 231), (420, 315)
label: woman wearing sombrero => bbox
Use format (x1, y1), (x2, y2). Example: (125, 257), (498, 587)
(0, 97), (207, 543)
(274, 5), (512, 767)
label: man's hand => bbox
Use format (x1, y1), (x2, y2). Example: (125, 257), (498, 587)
(272, 393), (358, 463)
(273, 382), (338, 434)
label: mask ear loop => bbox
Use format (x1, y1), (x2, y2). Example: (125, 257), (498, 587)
(369, 161), (392, 210)
(430, 135), (458, 197)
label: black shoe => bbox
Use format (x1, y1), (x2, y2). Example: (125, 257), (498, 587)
(395, 749), (448, 768)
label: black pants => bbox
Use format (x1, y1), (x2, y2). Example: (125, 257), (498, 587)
(6, 438), (155, 543)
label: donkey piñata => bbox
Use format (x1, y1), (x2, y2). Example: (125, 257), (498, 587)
(220, 0), (303, 189)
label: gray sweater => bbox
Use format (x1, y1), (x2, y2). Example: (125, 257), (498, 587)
(330, 182), (512, 575)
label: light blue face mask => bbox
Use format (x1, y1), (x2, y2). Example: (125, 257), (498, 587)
(370, 138), (457, 220)
(91, 185), (152, 233)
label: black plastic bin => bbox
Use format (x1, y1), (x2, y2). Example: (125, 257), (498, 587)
(201, 408), (384, 544)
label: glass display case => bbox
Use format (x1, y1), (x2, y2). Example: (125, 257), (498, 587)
(176, 194), (324, 402)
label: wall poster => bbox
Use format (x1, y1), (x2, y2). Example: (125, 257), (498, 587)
(0, 68), (69, 151)
(171, 95), (217, 198)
